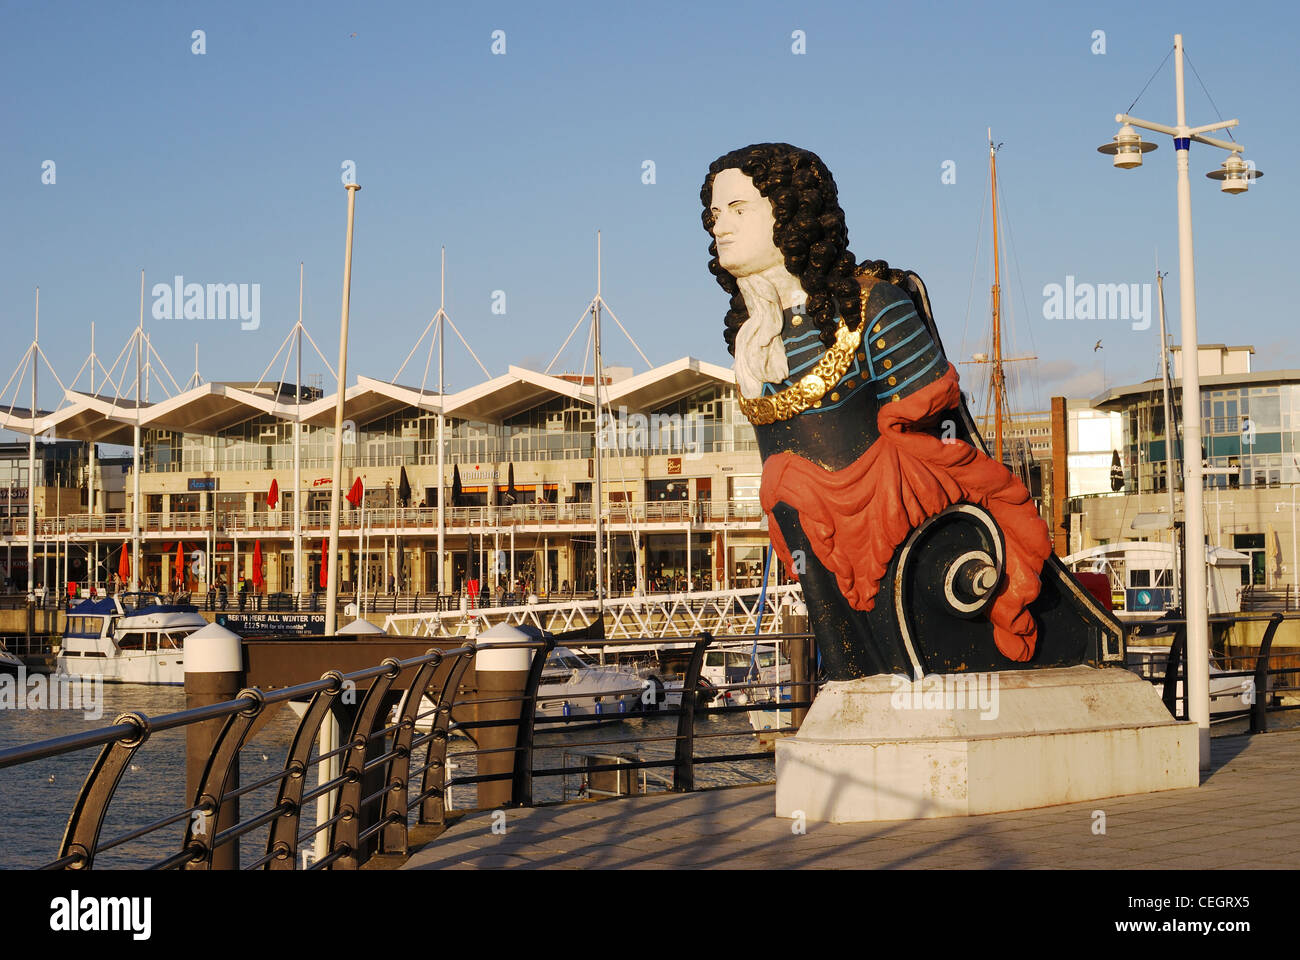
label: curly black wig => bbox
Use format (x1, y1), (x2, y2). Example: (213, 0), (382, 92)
(701, 142), (912, 356)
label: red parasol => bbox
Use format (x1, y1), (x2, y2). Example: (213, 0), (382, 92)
(176, 540), (186, 589)
(267, 478), (279, 511)
(320, 538), (329, 589)
(252, 541), (264, 590)
(117, 541), (131, 581)
(345, 477), (364, 507)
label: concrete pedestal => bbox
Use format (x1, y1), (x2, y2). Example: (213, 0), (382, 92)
(775, 665), (1198, 823)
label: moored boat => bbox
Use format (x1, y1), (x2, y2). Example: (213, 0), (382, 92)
(56, 592), (207, 685)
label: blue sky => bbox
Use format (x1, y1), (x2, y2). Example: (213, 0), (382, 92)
(3, 0), (1297, 436)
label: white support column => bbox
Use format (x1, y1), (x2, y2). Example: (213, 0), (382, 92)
(1172, 33), (1211, 770)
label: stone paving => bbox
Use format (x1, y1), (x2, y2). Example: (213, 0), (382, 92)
(403, 729), (1300, 869)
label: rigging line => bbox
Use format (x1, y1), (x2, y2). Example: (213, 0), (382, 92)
(958, 164), (990, 364)
(33, 345), (68, 395)
(599, 301), (652, 370)
(273, 335), (294, 403)
(251, 321), (297, 392)
(298, 325), (338, 381)
(393, 314), (438, 382)
(995, 173), (1043, 415)
(418, 317), (438, 397)
(545, 300), (598, 375)
(442, 314), (492, 378)
(1126, 45), (1176, 115)
(1182, 48), (1237, 142)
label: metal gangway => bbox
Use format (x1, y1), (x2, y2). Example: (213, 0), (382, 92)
(383, 583), (803, 640)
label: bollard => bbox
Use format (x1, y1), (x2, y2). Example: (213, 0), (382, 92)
(184, 622), (244, 869)
(787, 604), (812, 730)
(473, 623), (537, 810)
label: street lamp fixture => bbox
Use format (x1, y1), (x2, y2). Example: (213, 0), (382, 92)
(1096, 33), (1266, 772)
(1206, 154), (1263, 194)
(1096, 123), (1158, 169)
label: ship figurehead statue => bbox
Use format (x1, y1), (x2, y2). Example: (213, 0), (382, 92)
(703, 142), (1122, 681)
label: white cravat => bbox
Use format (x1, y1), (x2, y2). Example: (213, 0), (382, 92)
(733, 274), (790, 399)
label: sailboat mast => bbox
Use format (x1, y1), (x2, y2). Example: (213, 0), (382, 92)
(989, 130), (1005, 465)
(592, 232), (605, 606)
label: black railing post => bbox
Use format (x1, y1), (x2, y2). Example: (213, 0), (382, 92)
(183, 687), (265, 870)
(511, 636), (556, 807)
(673, 632), (712, 792)
(330, 658), (402, 870)
(265, 671), (345, 869)
(1251, 612), (1283, 734)
(380, 651), (443, 855)
(419, 647), (474, 826)
(57, 712), (151, 869)
(1162, 623), (1187, 719)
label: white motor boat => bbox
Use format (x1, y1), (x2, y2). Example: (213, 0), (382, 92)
(395, 645), (645, 733)
(1127, 643), (1265, 718)
(57, 593), (208, 685)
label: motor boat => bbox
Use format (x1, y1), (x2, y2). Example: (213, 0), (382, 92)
(393, 645), (646, 734)
(56, 593), (207, 685)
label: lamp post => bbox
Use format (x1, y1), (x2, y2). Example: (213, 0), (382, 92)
(1097, 33), (1263, 770)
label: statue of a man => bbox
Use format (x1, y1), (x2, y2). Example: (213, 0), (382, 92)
(702, 142), (1120, 680)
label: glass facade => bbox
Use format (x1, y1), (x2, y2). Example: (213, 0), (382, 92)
(1116, 381), (1300, 492)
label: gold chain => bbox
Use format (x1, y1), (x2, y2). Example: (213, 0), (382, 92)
(737, 305), (864, 426)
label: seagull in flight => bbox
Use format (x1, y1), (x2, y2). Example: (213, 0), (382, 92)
(1094, 340), (1103, 352)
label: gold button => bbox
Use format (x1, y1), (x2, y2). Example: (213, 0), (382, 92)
(876, 338), (886, 349)
(845, 379), (855, 389)
(888, 375), (897, 386)
(892, 393), (900, 402)
(883, 358), (893, 369)
(792, 315), (803, 326)
(857, 351), (866, 362)
(813, 400), (821, 408)
(874, 323), (882, 333)
(830, 392), (840, 402)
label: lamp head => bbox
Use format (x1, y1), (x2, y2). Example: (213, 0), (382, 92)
(1097, 123), (1157, 170)
(1207, 154), (1262, 195)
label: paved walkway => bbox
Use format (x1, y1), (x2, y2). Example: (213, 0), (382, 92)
(403, 729), (1300, 869)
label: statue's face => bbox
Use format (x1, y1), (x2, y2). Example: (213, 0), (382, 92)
(709, 168), (783, 278)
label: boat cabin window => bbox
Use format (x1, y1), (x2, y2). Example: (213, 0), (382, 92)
(66, 616), (103, 637)
(118, 632), (145, 651)
(160, 632), (187, 650)
(545, 649), (590, 673)
(725, 652), (751, 668)
(1154, 569), (1172, 587)
(1129, 569), (1152, 588)
(146, 633), (159, 652)
(704, 651), (725, 667)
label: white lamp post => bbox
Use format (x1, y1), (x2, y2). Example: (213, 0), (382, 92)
(1097, 33), (1263, 771)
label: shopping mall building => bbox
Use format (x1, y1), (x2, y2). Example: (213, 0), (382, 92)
(0, 357), (778, 597)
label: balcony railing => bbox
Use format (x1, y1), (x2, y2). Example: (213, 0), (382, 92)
(0, 500), (768, 537)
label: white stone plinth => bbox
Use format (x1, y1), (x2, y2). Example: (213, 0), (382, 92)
(775, 665), (1198, 822)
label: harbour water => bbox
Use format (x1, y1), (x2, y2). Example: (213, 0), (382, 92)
(0, 682), (774, 869)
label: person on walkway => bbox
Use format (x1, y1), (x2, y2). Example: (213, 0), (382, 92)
(238, 577), (248, 611)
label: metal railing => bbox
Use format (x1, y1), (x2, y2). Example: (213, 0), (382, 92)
(1126, 610), (1300, 732)
(0, 630), (816, 870)
(6, 610), (1294, 871)
(0, 500), (769, 538)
